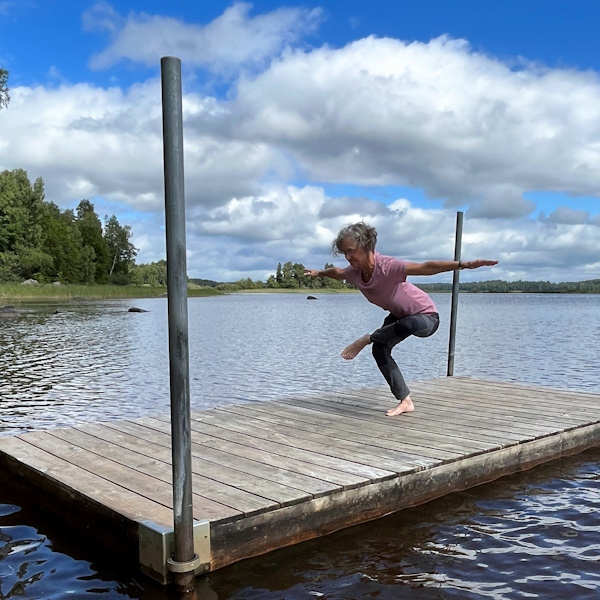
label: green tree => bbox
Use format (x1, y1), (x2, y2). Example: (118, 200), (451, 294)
(266, 274), (279, 288)
(80, 245), (97, 284)
(292, 262), (308, 287)
(21, 174), (45, 249)
(41, 203), (83, 283)
(0, 169), (52, 280)
(14, 245), (53, 280)
(104, 214), (138, 283)
(0, 252), (19, 281)
(321, 262), (345, 289)
(76, 200), (110, 283)
(281, 261), (298, 288)
(130, 260), (167, 287)
(0, 169), (31, 253)
(0, 170), (140, 284)
(0, 68), (9, 110)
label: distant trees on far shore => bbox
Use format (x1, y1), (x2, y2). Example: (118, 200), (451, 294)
(417, 279), (600, 294)
(191, 268), (600, 294)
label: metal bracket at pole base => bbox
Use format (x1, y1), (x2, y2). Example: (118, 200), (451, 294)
(139, 519), (210, 584)
(167, 553), (202, 573)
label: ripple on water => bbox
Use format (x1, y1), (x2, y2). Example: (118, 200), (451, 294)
(2, 294), (599, 436)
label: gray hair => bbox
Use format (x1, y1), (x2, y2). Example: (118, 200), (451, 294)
(331, 222), (378, 255)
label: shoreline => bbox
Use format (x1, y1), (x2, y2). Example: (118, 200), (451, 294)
(0, 284), (220, 303)
(2, 284), (599, 303)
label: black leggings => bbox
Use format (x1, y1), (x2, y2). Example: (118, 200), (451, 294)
(370, 312), (440, 401)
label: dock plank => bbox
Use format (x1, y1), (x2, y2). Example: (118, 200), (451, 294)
(0, 436), (175, 527)
(73, 423), (313, 508)
(327, 388), (570, 437)
(422, 378), (600, 422)
(227, 401), (464, 461)
(238, 397), (500, 455)
(276, 393), (532, 443)
(180, 416), (387, 489)
(102, 418), (341, 498)
(18, 430), (241, 523)
(48, 427), (282, 517)
(218, 404), (439, 471)
(202, 412), (412, 474)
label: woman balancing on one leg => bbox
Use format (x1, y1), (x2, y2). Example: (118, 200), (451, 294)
(304, 222), (498, 417)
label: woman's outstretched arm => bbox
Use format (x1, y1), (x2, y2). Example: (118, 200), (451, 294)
(304, 266), (347, 280)
(405, 259), (498, 276)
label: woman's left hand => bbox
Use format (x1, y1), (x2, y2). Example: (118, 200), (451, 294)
(462, 259), (498, 269)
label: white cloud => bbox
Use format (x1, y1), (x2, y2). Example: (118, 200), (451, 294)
(546, 206), (590, 224)
(85, 2), (323, 75)
(225, 35), (600, 217)
(82, 1), (123, 34)
(1, 80), (285, 212)
(180, 189), (600, 283)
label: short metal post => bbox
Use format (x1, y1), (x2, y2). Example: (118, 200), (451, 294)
(447, 211), (463, 376)
(161, 56), (196, 591)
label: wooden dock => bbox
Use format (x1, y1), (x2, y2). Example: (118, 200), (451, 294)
(1, 376), (600, 584)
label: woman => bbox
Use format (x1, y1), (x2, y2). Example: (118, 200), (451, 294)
(304, 222), (498, 416)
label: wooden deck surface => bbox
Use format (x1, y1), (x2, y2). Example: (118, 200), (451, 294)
(1, 376), (600, 582)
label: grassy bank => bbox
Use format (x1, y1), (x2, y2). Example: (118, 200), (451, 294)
(0, 283), (221, 302)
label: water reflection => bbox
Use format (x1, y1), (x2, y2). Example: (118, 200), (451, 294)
(2, 294), (598, 437)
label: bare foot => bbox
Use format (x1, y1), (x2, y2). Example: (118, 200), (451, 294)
(341, 334), (371, 360)
(386, 396), (414, 417)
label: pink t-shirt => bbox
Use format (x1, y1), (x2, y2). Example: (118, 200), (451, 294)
(344, 252), (438, 318)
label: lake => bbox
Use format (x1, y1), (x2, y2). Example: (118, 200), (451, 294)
(1, 292), (599, 599)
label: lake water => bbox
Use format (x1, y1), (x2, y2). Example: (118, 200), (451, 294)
(1, 293), (599, 599)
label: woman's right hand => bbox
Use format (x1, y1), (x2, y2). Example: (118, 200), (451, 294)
(304, 269), (320, 278)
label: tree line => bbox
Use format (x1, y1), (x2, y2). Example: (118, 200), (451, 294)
(0, 169), (138, 284)
(2, 167), (598, 292)
(200, 261), (355, 292)
(194, 270), (600, 294)
(417, 279), (600, 294)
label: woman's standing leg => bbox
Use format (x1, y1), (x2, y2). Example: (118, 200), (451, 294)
(370, 313), (439, 416)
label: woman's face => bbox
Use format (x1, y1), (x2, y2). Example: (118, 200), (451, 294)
(339, 236), (370, 269)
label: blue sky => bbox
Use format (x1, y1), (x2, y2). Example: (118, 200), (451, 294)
(5, 1), (600, 84)
(1, 1), (600, 282)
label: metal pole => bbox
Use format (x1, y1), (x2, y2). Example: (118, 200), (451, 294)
(447, 211), (464, 377)
(161, 56), (196, 591)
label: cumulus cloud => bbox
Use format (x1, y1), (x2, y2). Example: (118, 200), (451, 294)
(1, 80), (286, 212)
(84, 2), (323, 75)
(467, 186), (536, 219)
(179, 188), (599, 283)
(224, 35), (600, 219)
(546, 206), (591, 224)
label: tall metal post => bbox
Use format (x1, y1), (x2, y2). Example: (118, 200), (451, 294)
(161, 56), (197, 591)
(447, 211), (464, 376)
